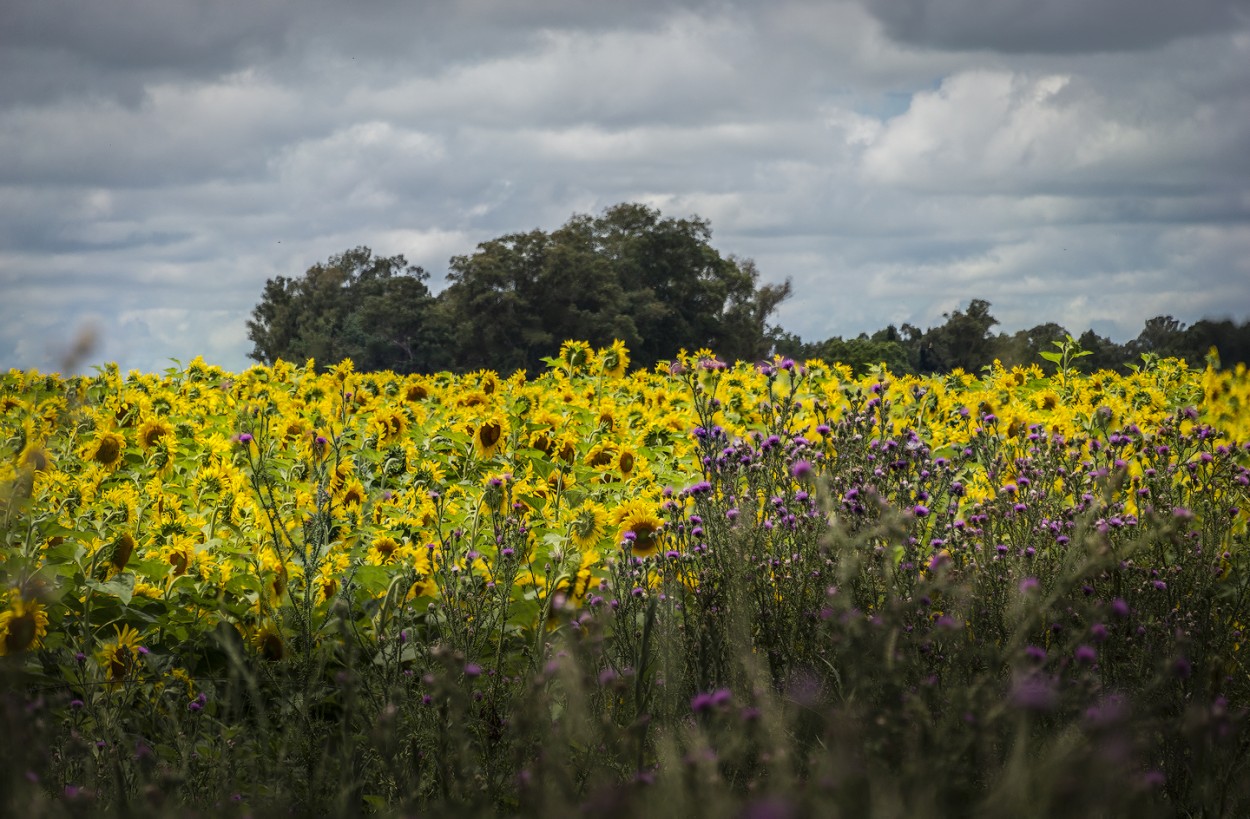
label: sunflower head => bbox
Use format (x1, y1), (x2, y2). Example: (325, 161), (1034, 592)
(569, 502), (608, 550)
(99, 624), (145, 681)
(614, 500), (665, 559)
(110, 532), (136, 574)
(0, 594), (49, 656)
(599, 340), (630, 378)
(559, 340), (592, 372)
(254, 624), (286, 661)
(138, 418), (174, 450)
(372, 535), (400, 564)
(18, 443), (51, 473)
(87, 431), (127, 469)
(473, 415), (507, 459)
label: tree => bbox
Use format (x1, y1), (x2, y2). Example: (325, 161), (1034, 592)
(439, 203), (791, 373)
(925, 299), (999, 372)
(247, 247), (445, 372)
(1130, 316), (1187, 360)
(820, 334), (913, 376)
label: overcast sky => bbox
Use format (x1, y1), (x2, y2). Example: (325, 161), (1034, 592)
(3, 0), (1249, 374)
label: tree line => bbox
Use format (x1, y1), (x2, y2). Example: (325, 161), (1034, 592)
(772, 300), (1250, 377)
(248, 203), (1250, 376)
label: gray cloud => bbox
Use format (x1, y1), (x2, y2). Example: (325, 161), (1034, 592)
(861, 0), (1249, 54)
(1, 0), (1248, 374)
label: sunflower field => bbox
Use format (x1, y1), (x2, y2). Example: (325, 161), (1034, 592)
(1, 342), (1249, 817)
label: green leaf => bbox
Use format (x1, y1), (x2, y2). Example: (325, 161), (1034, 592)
(85, 573), (136, 605)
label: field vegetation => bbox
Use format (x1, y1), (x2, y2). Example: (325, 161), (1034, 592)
(1, 342), (1249, 817)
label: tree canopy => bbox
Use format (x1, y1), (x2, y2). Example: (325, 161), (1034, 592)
(247, 247), (447, 374)
(249, 204), (791, 374)
(438, 203), (790, 373)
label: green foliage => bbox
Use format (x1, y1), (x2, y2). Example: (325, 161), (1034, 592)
(247, 247), (449, 373)
(438, 203), (791, 373)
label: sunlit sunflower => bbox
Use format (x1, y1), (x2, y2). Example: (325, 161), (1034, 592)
(456, 390), (490, 409)
(613, 499), (666, 559)
(568, 502), (608, 550)
(585, 442), (617, 469)
(473, 414), (507, 459)
(402, 378), (432, 402)
(163, 535), (196, 578)
(99, 624), (145, 681)
(340, 479), (367, 507)
(599, 340), (630, 378)
(0, 593), (49, 656)
(371, 535), (400, 564)
(559, 340), (593, 372)
(371, 408), (409, 445)
(85, 430), (127, 469)
(138, 417), (174, 450)
(1033, 389), (1062, 413)
(529, 429), (554, 454)
(614, 446), (639, 480)
(191, 462), (230, 500)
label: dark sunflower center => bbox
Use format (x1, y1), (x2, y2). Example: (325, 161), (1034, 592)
(479, 422), (502, 448)
(5, 614), (36, 653)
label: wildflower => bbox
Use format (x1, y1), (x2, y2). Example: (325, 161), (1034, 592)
(790, 459), (813, 480)
(1010, 673), (1057, 711)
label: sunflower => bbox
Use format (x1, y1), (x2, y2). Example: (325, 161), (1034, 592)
(402, 378), (432, 402)
(191, 462), (230, 500)
(1033, 389), (1061, 413)
(371, 408), (409, 445)
(85, 430), (127, 469)
(559, 340), (592, 372)
(105, 532), (137, 576)
(138, 418), (174, 450)
(585, 442), (617, 469)
(614, 446), (639, 480)
(163, 536), (196, 578)
(340, 479), (367, 507)
(371, 535), (400, 564)
(599, 340), (630, 378)
(613, 499), (666, 559)
(98, 624), (145, 681)
(0, 594), (49, 656)
(253, 622), (287, 661)
(17, 442), (50, 473)
(473, 414), (507, 459)
(568, 502), (609, 550)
